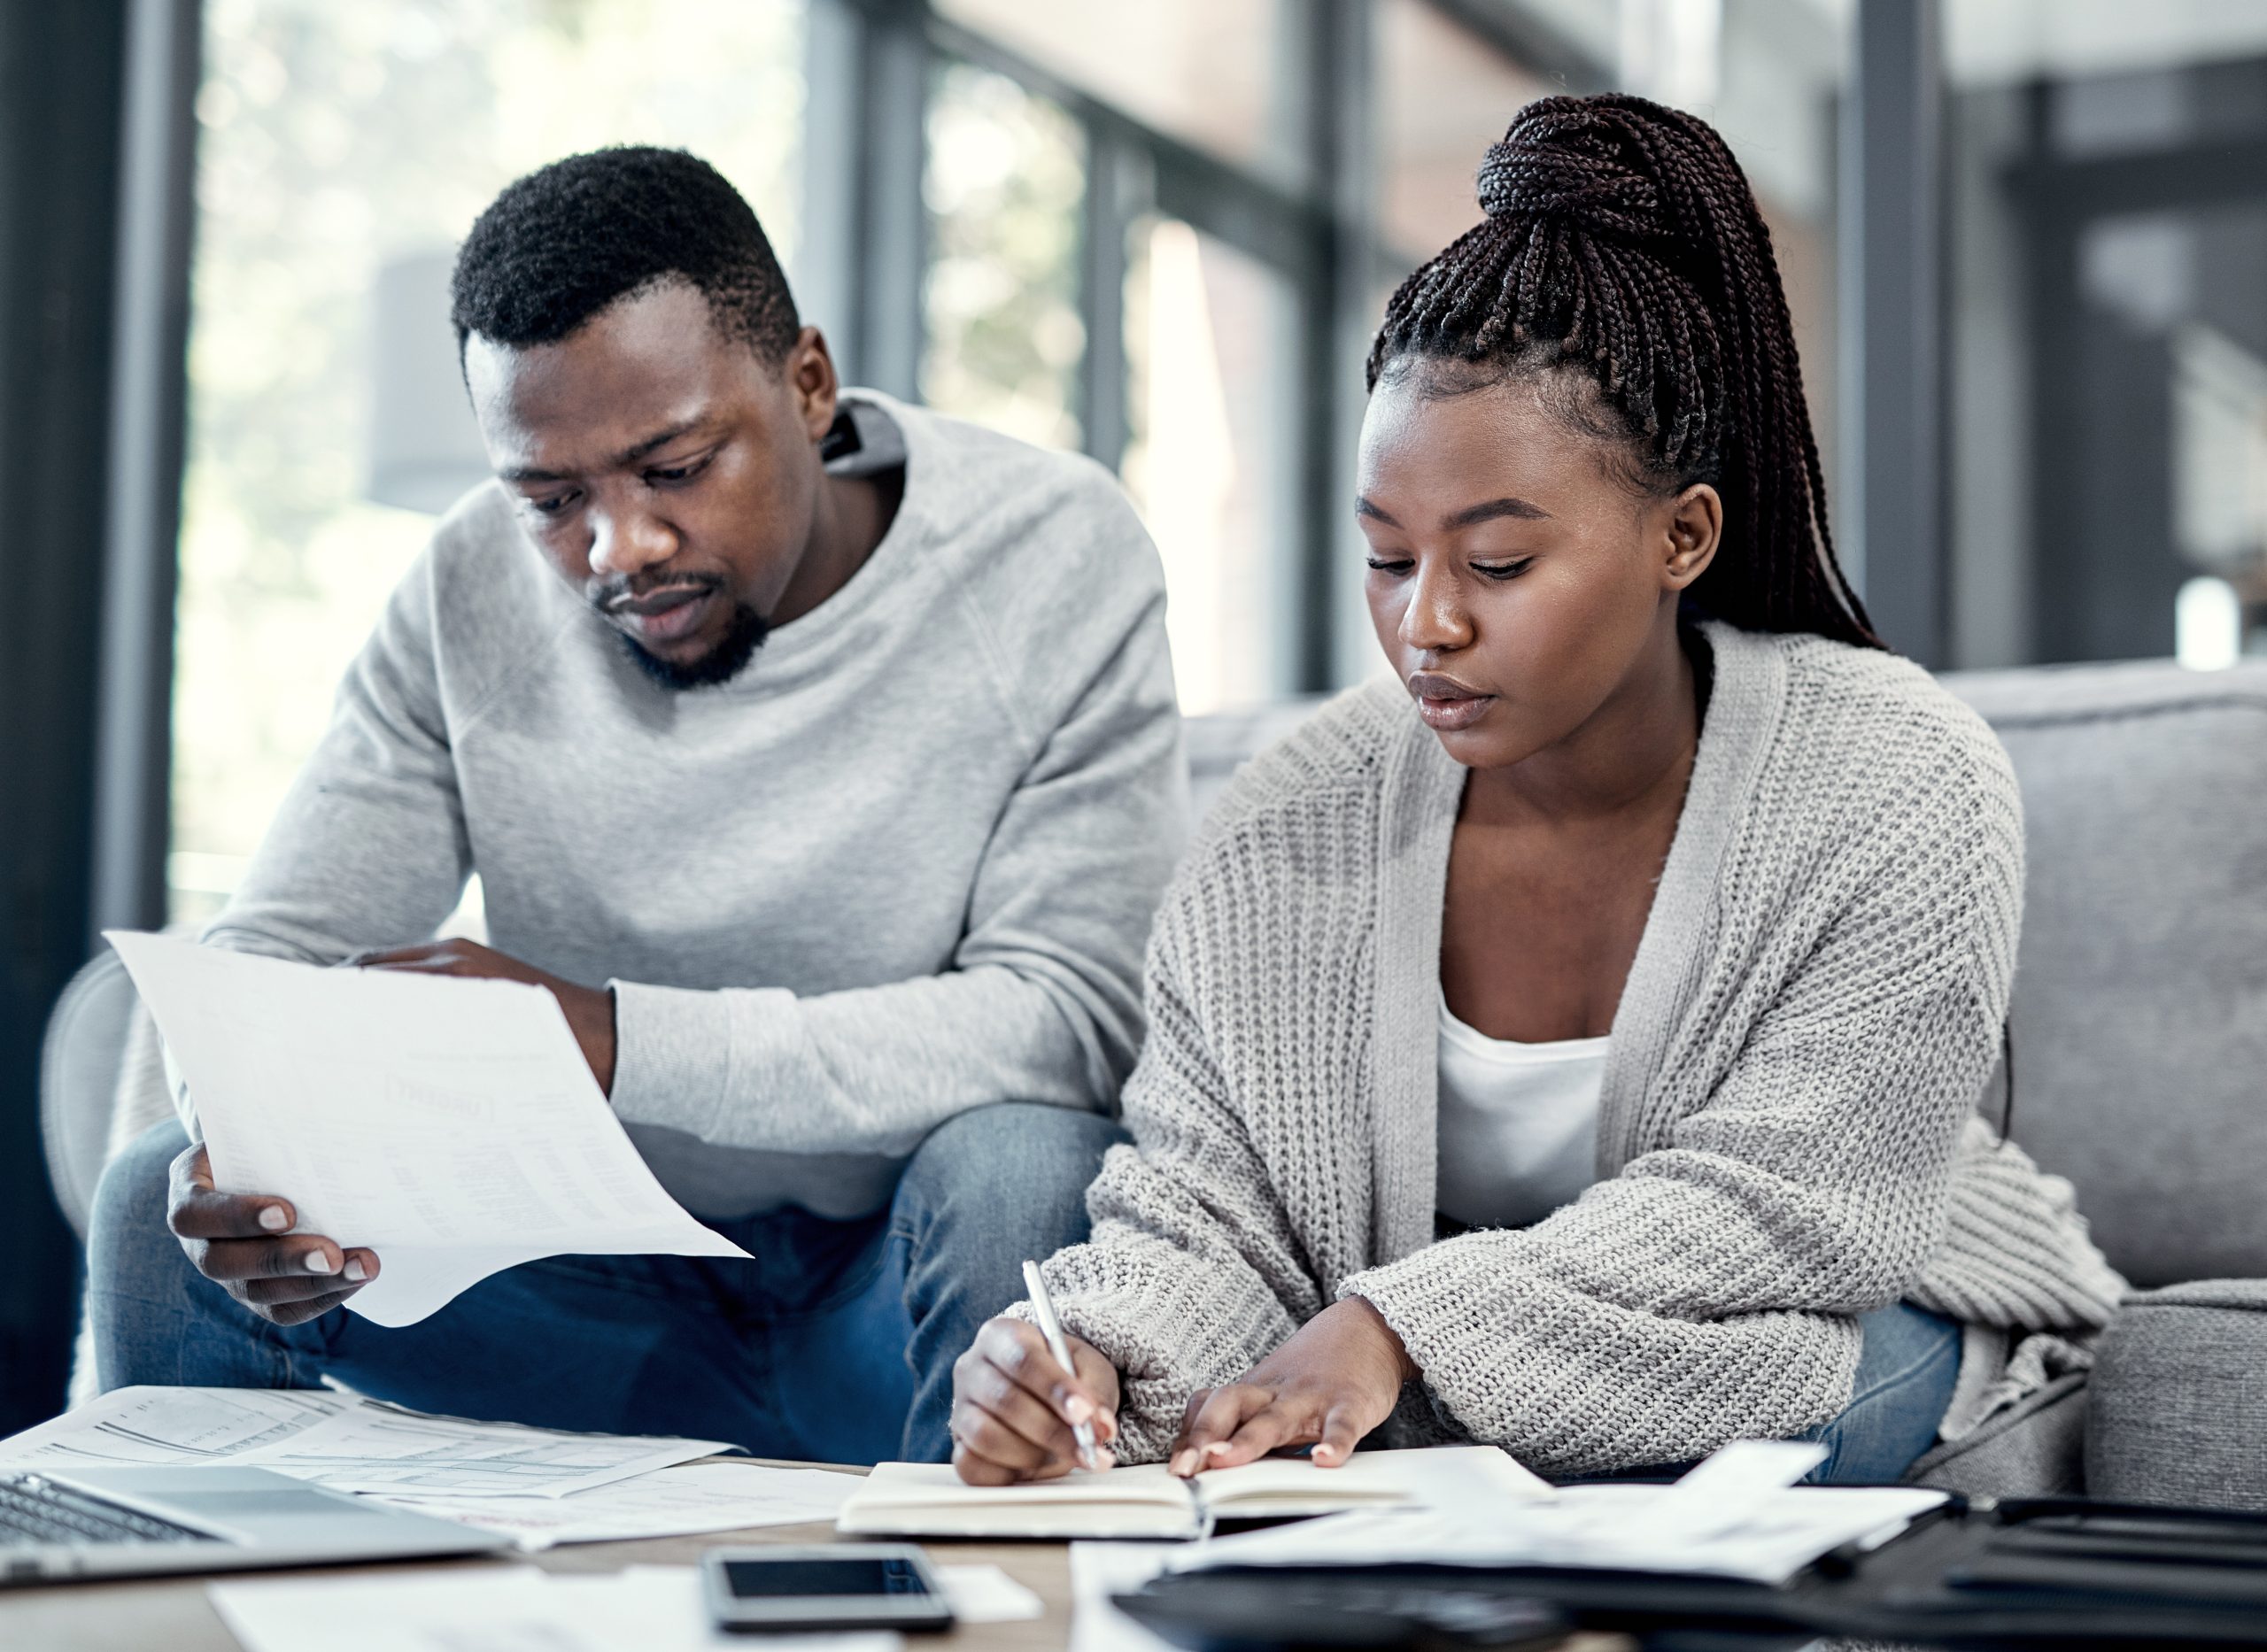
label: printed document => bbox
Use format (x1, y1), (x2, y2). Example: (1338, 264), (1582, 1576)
(375, 1462), (860, 1547)
(1180, 1442), (1946, 1586)
(106, 930), (749, 1325)
(0, 1386), (731, 1500)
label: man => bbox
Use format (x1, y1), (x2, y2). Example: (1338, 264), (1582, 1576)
(86, 146), (1185, 1464)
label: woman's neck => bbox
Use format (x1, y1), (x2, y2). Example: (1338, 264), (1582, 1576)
(1464, 612), (1700, 829)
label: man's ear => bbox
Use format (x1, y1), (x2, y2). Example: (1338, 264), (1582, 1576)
(785, 326), (840, 444)
(1661, 482), (1722, 592)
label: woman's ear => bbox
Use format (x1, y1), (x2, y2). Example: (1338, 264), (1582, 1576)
(1661, 483), (1723, 591)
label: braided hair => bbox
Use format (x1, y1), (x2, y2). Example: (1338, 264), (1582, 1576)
(1369, 94), (1880, 650)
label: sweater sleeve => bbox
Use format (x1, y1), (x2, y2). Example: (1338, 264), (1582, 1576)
(1023, 928), (1317, 1464)
(1340, 758), (2024, 1477)
(603, 564), (1186, 1158)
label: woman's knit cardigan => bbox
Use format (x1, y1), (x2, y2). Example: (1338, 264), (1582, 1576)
(1036, 621), (2125, 1478)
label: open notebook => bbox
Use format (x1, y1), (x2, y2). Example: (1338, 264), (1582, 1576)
(835, 1445), (1551, 1540)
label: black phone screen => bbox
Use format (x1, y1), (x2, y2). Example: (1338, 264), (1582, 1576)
(722, 1557), (935, 1599)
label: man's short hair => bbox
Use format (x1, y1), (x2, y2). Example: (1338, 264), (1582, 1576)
(450, 146), (799, 362)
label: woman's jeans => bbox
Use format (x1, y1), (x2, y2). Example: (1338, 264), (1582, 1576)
(86, 1104), (1126, 1467)
(1796, 1301), (1963, 1484)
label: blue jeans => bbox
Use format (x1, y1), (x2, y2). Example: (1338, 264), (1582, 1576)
(1555, 1302), (1962, 1486)
(86, 1103), (1125, 1465)
(1797, 1301), (1962, 1484)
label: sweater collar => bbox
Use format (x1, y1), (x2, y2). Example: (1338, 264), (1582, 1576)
(1363, 620), (1791, 1252)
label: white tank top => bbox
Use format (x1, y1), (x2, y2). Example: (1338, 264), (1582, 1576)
(1435, 990), (1607, 1230)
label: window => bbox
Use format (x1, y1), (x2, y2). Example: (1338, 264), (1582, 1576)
(921, 60), (1087, 452)
(173, 0), (805, 922)
(1122, 220), (1302, 712)
(933, 0), (1304, 191)
(1376, 0), (1552, 264)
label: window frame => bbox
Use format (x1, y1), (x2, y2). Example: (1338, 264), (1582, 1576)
(804, 0), (1602, 695)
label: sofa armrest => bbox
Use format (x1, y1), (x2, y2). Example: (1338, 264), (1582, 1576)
(2085, 1280), (2267, 1510)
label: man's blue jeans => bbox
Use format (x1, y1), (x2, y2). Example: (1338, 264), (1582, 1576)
(86, 1103), (1126, 1465)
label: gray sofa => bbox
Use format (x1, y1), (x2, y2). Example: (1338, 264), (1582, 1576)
(42, 655), (2267, 1504)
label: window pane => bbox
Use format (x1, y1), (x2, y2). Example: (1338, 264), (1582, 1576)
(936, 0), (1303, 192)
(922, 60), (1087, 452)
(1377, 0), (1552, 263)
(1121, 220), (1299, 714)
(174, 0), (804, 922)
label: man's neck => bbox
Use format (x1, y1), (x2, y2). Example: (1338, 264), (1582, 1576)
(769, 464), (902, 629)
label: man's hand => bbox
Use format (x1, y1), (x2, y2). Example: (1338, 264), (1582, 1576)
(951, 1316), (1121, 1485)
(1168, 1296), (1416, 1477)
(166, 1142), (377, 1326)
(351, 938), (618, 1095)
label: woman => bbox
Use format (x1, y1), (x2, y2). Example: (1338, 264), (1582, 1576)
(950, 95), (2122, 1486)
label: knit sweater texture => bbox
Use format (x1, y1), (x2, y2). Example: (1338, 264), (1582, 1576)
(1036, 621), (2125, 1477)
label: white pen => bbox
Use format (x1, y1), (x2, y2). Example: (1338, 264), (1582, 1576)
(1020, 1257), (1103, 1472)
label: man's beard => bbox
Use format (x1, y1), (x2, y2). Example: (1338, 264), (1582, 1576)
(618, 599), (772, 691)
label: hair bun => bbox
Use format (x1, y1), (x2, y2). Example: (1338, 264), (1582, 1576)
(1475, 102), (1667, 240)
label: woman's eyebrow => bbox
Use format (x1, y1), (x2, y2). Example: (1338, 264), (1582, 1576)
(1442, 496), (1552, 529)
(1354, 496), (1553, 529)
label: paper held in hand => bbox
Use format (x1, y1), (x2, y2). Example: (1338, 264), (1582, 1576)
(836, 1445), (1553, 1540)
(104, 930), (750, 1327)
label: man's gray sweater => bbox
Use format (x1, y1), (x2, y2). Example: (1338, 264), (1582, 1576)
(190, 393), (1188, 1218)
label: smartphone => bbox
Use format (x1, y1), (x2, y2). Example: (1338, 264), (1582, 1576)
(701, 1543), (957, 1633)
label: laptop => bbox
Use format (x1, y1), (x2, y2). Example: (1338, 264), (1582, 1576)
(1, 1463), (511, 1585)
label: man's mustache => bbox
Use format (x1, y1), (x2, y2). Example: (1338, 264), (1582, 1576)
(586, 572), (724, 615)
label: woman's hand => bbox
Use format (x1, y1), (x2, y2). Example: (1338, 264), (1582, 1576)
(951, 1317), (1122, 1485)
(1169, 1296), (1416, 1477)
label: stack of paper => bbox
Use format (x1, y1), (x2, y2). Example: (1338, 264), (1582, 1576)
(1178, 1442), (1947, 1586)
(107, 930), (750, 1326)
(0, 1387), (877, 1549)
(374, 1463), (857, 1550)
(0, 1386), (731, 1500)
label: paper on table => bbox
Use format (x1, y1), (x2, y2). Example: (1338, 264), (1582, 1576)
(0, 1386), (733, 1501)
(935, 1564), (1046, 1624)
(376, 1463), (859, 1547)
(1184, 1453), (1948, 1587)
(0, 1386), (344, 1471)
(106, 930), (750, 1326)
(1069, 1543), (1183, 1652)
(208, 1564), (902, 1652)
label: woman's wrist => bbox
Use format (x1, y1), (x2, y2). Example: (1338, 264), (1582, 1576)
(1339, 1293), (1420, 1384)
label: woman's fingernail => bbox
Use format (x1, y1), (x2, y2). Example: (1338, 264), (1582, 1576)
(1171, 1450), (1196, 1477)
(344, 1258), (368, 1283)
(1064, 1394), (1095, 1424)
(259, 1206), (289, 1231)
(1205, 1440), (1232, 1457)
(304, 1251), (338, 1275)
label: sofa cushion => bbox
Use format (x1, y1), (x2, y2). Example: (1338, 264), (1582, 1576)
(1946, 660), (2267, 1286)
(2086, 1280), (2267, 1509)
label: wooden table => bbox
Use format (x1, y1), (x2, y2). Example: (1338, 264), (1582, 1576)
(0, 1462), (1632, 1651)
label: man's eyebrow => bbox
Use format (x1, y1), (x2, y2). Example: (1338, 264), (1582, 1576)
(496, 421), (709, 485)
(1442, 496), (1551, 529)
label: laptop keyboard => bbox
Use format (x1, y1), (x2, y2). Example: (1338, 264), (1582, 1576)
(0, 1473), (218, 1547)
